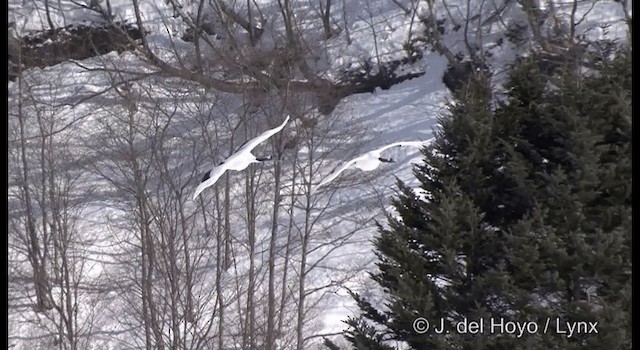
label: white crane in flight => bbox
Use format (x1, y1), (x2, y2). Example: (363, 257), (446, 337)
(314, 139), (432, 192)
(193, 115), (290, 200)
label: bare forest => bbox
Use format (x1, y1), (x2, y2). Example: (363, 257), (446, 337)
(8, 0), (630, 349)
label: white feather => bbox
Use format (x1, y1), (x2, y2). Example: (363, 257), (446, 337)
(314, 139), (433, 192)
(193, 115), (290, 200)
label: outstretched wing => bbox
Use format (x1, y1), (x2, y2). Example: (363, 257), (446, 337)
(237, 115), (290, 154)
(193, 164), (228, 200)
(375, 139), (433, 154)
(314, 157), (361, 191)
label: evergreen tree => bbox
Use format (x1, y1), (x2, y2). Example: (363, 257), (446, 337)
(501, 46), (631, 349)
(326, 45), (631, 350)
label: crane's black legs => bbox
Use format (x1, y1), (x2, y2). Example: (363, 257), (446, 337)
(256, 155), (273, 162)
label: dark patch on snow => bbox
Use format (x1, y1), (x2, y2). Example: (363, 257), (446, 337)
(317, 50), (426, 115)
(181, 21), (219, 43)
(442, 60), (489, 94)
(8, 21), (144, 81)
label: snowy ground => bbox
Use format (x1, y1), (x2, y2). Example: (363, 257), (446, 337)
(8, 0), (629, 349)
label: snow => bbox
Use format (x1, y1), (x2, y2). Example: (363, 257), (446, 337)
(7, 0), (628, 348)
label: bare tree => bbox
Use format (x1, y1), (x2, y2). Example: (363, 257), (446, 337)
(8, 66), (104, 350)
(342, 0), (352, 45)
(11, 1), (625, 349)
(81, 76), (226, 350)
(319, 0), (335, 39)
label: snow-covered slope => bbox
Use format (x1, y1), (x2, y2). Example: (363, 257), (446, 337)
(8, 0), (629, 349)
